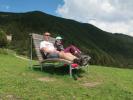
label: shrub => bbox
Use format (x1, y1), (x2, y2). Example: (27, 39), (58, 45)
(0, 30), (7, 48)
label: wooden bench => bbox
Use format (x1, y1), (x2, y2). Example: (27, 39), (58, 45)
(30, 33), (88, 77)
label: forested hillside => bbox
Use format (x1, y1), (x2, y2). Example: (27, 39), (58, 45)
(0, 11), (133, 68)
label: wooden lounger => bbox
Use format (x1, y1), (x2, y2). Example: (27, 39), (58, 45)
(30, 33), (88, 77)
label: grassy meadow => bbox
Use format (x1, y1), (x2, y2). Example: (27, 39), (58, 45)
(0, 53), (133, 100)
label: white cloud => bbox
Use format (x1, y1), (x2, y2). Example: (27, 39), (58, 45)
(56, 0), (133, 36)
(89, 20), (133, 36)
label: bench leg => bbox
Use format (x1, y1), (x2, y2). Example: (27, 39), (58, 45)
(69, 65), (72, 78)
(86, 64), (89, 73)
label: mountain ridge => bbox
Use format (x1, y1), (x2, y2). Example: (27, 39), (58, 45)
(0, 11), (133, 68)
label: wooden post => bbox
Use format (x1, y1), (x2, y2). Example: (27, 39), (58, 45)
(29, 34), (33, 69)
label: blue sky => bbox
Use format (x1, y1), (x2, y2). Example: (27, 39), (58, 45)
(0, 0), (63, 16)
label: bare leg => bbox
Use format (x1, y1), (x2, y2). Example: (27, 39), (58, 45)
(59, 51), (77, 61)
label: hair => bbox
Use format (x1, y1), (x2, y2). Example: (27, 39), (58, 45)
(43, 32), (51, 35)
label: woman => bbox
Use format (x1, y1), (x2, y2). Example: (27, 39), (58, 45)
(54, 36), (81, 57)
(54, 36), (91, 66)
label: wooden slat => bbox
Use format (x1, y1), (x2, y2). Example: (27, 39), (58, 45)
(32, 34), (43, 40)
(32, 33), (43, 61)
(32, 33), (72, 64)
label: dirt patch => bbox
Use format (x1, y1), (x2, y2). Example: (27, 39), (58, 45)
(82, 82), (101, 88)
(15, 54), (29, 61)
(37, 77), (55, 82)
(0, 94), (23, 100)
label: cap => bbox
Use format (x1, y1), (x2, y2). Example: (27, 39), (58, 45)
(56, 36), (62, 40)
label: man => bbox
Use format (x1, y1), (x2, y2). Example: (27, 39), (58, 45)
(40, 32), (82, 65)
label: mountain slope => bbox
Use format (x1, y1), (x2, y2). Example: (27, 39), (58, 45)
(0, 11), (133, 68)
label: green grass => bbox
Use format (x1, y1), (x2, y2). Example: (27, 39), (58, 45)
(0, 54), (133, 100)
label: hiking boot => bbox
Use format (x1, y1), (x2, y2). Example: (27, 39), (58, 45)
(73, 58), (83, 66)
(80, 55), (91, 66)
(73, 58), (81, 64)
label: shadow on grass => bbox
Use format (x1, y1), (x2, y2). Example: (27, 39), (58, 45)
(33, 64), (86, 80)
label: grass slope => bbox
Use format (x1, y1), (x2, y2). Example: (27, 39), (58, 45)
(0, 54), (133, 100)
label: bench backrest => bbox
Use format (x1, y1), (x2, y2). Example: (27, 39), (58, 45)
(32, 33), (56, 62)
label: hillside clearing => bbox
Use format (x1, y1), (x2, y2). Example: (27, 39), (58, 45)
(0, 54), (133, 100)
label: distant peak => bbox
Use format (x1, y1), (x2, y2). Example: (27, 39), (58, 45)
(26, 11), (45, 14)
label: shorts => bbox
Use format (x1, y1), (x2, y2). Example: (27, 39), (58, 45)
(47, 53), (59, 58)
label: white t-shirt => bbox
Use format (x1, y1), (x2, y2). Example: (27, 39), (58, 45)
(40, 41), (55, 51)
